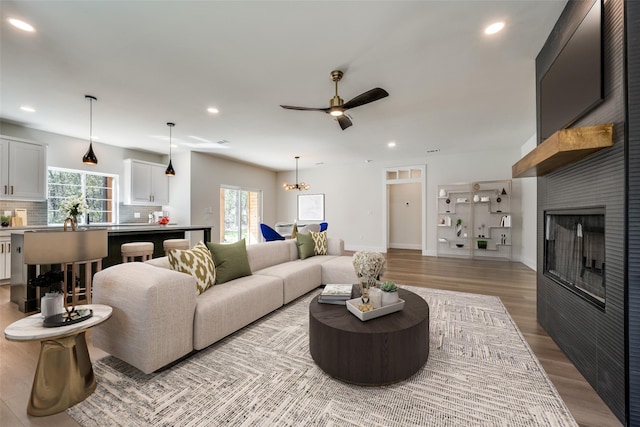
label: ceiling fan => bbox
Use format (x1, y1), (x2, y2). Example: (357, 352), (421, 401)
(280, 70), (389, 130)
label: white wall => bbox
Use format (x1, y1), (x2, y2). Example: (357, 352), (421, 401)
(519, 135), (538, 271)
(189, 152), (279, 243)
(277, 147), (523, 258)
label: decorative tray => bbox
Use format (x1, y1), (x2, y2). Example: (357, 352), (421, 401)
(345, 297), (405, 321)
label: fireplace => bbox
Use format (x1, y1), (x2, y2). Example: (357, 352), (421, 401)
(544, 207), (605, 308)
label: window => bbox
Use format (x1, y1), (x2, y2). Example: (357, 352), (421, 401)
(220, 186), (261, 244)
(48, 167), (117, 225)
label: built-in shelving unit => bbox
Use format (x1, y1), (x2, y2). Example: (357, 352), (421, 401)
(436, 180), (512, 261)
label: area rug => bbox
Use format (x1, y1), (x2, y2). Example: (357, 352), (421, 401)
(68, 286), (577, 427)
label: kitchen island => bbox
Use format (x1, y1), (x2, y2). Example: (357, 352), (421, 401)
(8, 224), (211, 312)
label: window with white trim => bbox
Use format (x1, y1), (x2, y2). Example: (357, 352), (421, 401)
(47, 167), (118, 225)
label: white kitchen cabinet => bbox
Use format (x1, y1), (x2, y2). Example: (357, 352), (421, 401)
(123, 159), (170, 205)
(0, 137), (47, 201)
(0, 237), (10, 281)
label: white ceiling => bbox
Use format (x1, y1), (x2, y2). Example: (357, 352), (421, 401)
(0, 0), (567, 172)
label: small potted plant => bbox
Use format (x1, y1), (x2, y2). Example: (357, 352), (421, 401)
(0, 215), (9, 227)
(380, 280), (399, 306)
(477, 240), (488, 249)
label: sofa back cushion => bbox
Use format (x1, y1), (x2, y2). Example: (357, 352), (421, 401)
(246, 240), (294, 272)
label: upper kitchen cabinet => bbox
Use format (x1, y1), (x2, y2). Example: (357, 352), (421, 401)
(123, 159), (169, 205)
(0, 137), (47, 201)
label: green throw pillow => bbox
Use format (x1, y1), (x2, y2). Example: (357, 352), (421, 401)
(310, 230), (328, 255)
(168, 241), (216, 295)
(206, 239), (252, 284)
(296, 232), (316, 260)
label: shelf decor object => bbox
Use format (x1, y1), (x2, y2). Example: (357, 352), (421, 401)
(512, 123), (613, 178)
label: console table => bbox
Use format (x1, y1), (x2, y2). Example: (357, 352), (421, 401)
(309, 288), (429, 385)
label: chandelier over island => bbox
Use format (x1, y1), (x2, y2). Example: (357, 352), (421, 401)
(283, 156), (310, 191)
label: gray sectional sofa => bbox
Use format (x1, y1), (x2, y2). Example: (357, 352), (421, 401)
(92, 237), (356, 374)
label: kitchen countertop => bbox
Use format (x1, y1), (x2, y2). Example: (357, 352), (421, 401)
(0, 224), (212, 237)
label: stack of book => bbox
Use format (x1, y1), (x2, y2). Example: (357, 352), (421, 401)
(318, 284), (354, 305)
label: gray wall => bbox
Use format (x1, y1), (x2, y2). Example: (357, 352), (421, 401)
(626, 0), (640, 424)
(536, 0), (625, 421)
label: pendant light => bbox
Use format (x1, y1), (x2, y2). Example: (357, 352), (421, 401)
(82, 95), (98, 165)
(165, 122), (176, 176)
(283, 156), (310, 191)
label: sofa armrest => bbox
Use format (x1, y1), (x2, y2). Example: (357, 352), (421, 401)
(92, 262), (197, 374)
(327, 237), (345, 256)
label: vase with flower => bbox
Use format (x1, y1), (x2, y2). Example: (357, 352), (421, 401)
(352, 251), (386, 313)
(59, 194), (89, 230)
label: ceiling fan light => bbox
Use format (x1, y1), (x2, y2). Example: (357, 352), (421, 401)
(329, 108), (344, 117)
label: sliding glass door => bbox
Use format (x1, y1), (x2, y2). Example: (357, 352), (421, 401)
(220, 186), (261, 244)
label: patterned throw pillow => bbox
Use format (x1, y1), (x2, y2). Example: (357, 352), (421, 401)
(310, 231), (328, 255)
(168, 241), (216, 295)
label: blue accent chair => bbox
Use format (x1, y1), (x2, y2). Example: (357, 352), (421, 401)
(260, 223), (285, 241)
(319, 222), (328, 232)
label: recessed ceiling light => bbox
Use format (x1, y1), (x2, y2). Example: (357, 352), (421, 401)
(207, 107), (219, 114)
(8, 18), (35, 32)
(388, 142), (396, 148)
(485, 22), (505, 35)
(364, 159), (372, 163)
(20, 106), (36, 112)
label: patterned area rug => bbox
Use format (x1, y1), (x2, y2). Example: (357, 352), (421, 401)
(68, 286), (577, 426)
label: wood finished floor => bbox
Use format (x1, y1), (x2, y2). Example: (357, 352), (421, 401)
(0, 250), (623, 427)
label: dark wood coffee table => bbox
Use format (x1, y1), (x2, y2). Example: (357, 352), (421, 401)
(309, 287), (429, 386)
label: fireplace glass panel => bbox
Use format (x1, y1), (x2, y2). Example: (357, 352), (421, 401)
(544, 208), (605, 308)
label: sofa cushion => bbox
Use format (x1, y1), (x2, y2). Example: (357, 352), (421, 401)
(256, 261), (322, 304)
(246, 240), (293, 272)
(168, 241), (215, 295)
(296, 232), (315, 260)
(193, 274), (283, 350)
(207, 239), (252, 284)
(310, 230), (328, 255)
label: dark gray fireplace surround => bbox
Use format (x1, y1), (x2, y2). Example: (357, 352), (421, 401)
(536, 0), (640, 424)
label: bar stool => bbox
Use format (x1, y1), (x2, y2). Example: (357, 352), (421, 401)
(121, 242), (154, 263)
(163, 238), (190, 256)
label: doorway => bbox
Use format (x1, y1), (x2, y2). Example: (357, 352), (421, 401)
(383, 166), (426, 254)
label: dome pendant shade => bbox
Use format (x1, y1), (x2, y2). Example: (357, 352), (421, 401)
(82, 142), (98, 165)
(83, 95), (98, 165)
(166, 122), (176, 176)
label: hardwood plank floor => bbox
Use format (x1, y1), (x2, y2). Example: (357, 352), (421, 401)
(0, 250), (622, 426)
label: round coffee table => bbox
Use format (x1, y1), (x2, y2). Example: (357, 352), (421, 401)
(4, 304), (112, 416)
(309, 287), (429, 386)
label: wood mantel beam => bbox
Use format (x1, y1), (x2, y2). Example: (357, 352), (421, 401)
(512, 124), (614, 178)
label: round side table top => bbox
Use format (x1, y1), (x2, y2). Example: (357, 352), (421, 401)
(4, 304), (112, 341)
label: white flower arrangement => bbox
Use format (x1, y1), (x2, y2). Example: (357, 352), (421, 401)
(352, 251), (386, 281)
(60, 194), (89, 218)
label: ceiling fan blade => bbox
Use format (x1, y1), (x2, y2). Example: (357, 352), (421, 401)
(280, 105), (329, 112)
(337, 115), (352, 130)
(342, 88), (389, 110)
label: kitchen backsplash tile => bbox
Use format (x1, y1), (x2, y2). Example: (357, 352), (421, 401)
(0, 200), (163, 225)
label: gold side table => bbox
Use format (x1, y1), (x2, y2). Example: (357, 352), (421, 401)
(4, 304), (112, 416)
